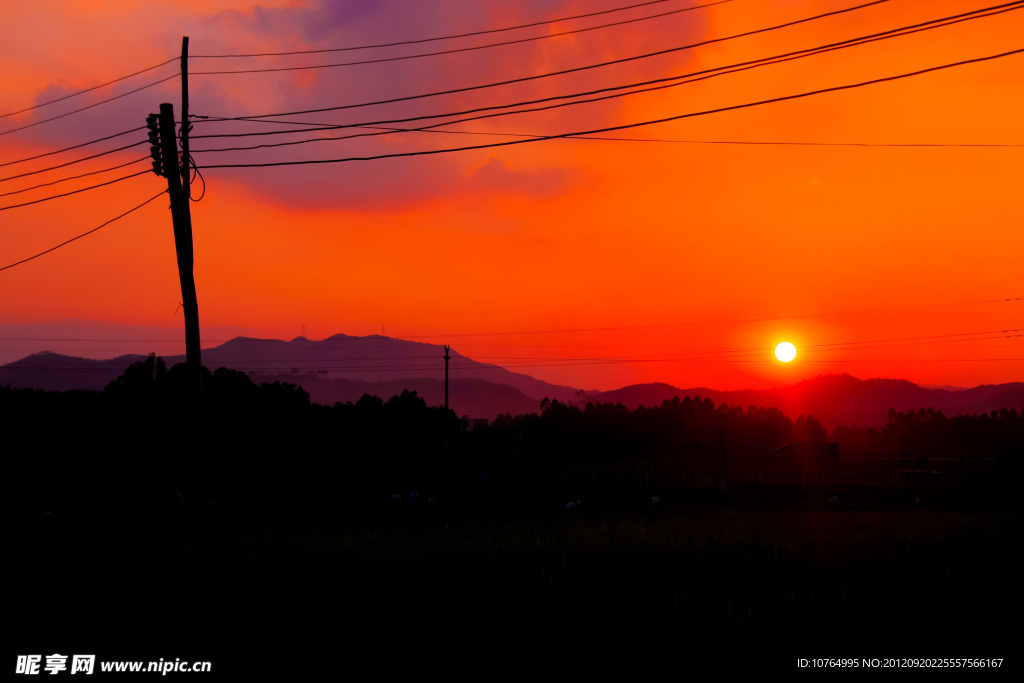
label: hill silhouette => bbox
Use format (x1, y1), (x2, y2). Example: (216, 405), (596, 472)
(1, 339), (1019, 426)
(0, 351), (148, 391)
(589, 374), (1024, 430)
(185, 334), (578, 403)
(0, 335), (574, 417)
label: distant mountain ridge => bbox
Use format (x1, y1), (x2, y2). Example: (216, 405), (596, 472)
(1, 337), (1020, 428)
(588, 374), (1024, 431)
(0, 352), (148, 392)
(0, 334), (577, 415)
(186, 334), (578, 402)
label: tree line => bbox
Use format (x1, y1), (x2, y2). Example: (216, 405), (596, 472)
(6, 356), (1020, 524)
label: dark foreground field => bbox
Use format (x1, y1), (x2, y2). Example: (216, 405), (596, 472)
(11, 455), (1021, 676)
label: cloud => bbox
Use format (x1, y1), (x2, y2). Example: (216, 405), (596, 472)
(466, 155), (576, 199)
(4, 0), (705, 214)
(224, 148), (583, 212)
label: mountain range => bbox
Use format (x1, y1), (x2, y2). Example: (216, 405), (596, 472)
(587, 376), (1023, 432)
(1, 334), (1020, 431)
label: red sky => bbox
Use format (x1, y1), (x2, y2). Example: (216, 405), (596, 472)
(1, 0), (1021, 391)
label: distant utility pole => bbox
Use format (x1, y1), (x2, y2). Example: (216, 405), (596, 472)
(444, 345), (451, 412)
(443, 345), (451, 451)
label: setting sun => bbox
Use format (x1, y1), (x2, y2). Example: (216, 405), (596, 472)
(775, 342), (797, 363)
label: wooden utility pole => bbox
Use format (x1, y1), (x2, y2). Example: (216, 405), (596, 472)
(143, 38), (207, 546)
(157, 101), (202, 392)
(443, 345), (451, 451)
(180, 37), (192, 195)
(178, 37), (199, 385)
(444, 345), (451, 412)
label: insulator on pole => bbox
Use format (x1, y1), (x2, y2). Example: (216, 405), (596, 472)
(146, 113), (163, 176)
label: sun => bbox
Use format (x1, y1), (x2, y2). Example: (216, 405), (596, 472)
(775, 341), (797, 363)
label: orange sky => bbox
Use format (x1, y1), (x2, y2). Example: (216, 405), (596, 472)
(1, 0), (1021, 391)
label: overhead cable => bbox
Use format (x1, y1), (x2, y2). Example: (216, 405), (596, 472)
(196, 48), (1024, 170)
(193, 0), (720, 58)
(0, 139), (148, 184)
(0, 126), (145, 168)
(190, 0), (1024, 149)
(191, 0), (733, 75)
(198, 0), (892, 120)
(0, 74), (179, 138)
(0, 191), (166, 272)
(0, 157), (149, 199)
(0, 57), (177, 119)
(0, 170), (153, 212)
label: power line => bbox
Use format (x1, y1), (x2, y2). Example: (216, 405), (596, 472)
(358, 126), (1024, 147)
(0, 156), (149, 199)
(445, 333), (1024, 363)
(6, 338), (1019, 356)
(0, 73), (179, 138)
(191, 0), (732, 76)
(0, 139), (147, 184)
(398, 1), (1024, 134)
(194, 0), (710, 58)
(0, 338), (232, 343)
(8, 339), (1017, 359)
(218, 329), (1024, 350)
(6, 300), (1015, 347)
(190, 356), (1024, 369)
(470, 358), (1024, 368)
(0, 126), (145, 169)
(190, 1), (1024, 154)
(198, 12), (903, 138)
(0, 191), (166, 273)
(798, 334), (1024, 355)
(0, 336), (471, 343)
(202, 122), (1024, 148)
(9, 13), (1009, 191)
(473, 330), (1018, 363)
(0, 170), (153, 212)
(803, 329), (1024, 350)
(191, 2), (1024, 158)
(0, 57), (177, 119)
(199, 0), (890, 122)
(7, 358), (1021, 373)
(397, 334), (1024, 362)
(195, 48), (1024, 170)
(194, 28), (1019, 154)
(402, 298), (1023, 339)
(454, 357), (1024, 367)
